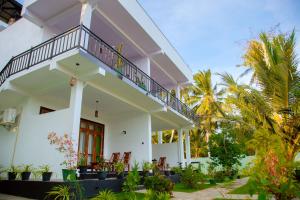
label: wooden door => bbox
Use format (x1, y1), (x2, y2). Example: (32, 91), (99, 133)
(78, 119), (104, 165)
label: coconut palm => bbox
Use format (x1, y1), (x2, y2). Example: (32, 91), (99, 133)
(183, 70), (224, 156)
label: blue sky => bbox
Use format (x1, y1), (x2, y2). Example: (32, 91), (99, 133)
(138, 0), (300, 84)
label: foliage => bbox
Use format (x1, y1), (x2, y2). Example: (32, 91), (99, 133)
(91, 190), (117, 200)
(39, 165), (51, 173)
(180, 165), (205, 189)
(182, 70), (225, 155)
(45, 185), (74, 200)
(122, 162), (140, 200)
(170, 166), (182, 174)
(21, 164), (33, 172)
(209, 126), (245, 176)
(114, 162), (125, 175)
(142, 161), (153, 172)
(5, 165), (20, 173)
(78, 153), (87, 166)
(144, 173), (174, 195)
(173, 183), (212, 193)
(144, 189), (170, 200)
(219, 29), (300, 200)
(48, 132), (77, 170)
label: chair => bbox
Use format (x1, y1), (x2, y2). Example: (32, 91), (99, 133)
(121, 152), (131, 171)
(157, 157), (167, 171)
(108, 152), (121, 171)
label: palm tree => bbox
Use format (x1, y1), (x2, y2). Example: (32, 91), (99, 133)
(183, 70), (224, 156)
(242, 30), (300, 160)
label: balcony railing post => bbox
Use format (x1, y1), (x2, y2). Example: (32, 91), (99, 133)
(8, 58), (13, 76)
(27, 47), (33, 69)
(78, 24), (83, 48)
(50, 37), (56, 59)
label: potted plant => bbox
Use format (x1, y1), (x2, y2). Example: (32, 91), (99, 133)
(48, 132), (77, 181)
(96, 157), (109, 180)
(40, 165), (52, 181)
(6, 165), (19, 181)
(21, 164), (32, 181)
(142, 161), (153, 177)
(115, 162), (125, 179)
(78, 153), (87, 174)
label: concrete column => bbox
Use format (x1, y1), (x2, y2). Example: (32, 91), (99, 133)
(175, 85), (181, 99)
(69, 80), (84, 150)
(178, 129), (184, 167)
(146, 114), (152, 163)
(185, 130), (191, 165)
(80, 1), (93, 49)
(132, 57), (151, 76)
(158, 131), (163, 144)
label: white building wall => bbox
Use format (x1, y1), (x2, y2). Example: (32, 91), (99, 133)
(106, 112), (152, 168)
(0, 18), (44, 70)
(152, 143), (179, 167)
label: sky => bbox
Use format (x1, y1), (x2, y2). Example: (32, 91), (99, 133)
(138, 0), (300, 84)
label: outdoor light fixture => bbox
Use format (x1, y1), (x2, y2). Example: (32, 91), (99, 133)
(95, 100), (99, 118)
(121, 130), (126, 135)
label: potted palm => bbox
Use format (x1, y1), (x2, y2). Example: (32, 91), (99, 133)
(96, 158), (109, 180)
(78, 154), (88, 174)
(6, 165), (19, 181)
(40, 165), (52, 181)
(115, 162), (125, 179)
(142, 161), (153, 177)
(21, 164), (32, 181)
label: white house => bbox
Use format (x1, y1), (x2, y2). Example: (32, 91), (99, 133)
(0, 0), (197, 178)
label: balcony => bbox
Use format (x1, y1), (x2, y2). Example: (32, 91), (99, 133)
(0, 25), (199, 123)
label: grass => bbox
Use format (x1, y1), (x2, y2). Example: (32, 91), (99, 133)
(173, 183), (213, 193)
(229, 182), (256, 195)
(214, 199), (243, 200)
(115, 192), (145, 200)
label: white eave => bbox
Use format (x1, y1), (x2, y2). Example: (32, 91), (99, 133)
(118, 0), (193, 83)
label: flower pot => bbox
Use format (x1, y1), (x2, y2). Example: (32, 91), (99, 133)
(117, 172), (124, 179)
(8, 172), (17, 181)
(78, 166), (88, 174)
(42, 172), (52, 181)
(295, 169), (300, 181)
(97, 171), (108, 180)
(62, 169), (76, 181)
(21, 172), (31, 180)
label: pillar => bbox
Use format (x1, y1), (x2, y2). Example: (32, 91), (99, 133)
(80, 1), (93, 49)
(146, 114), (152, 163)
(158, 131), (163, 144)
(175, 85), (181, 99)
(185, 129), (191, 165)
(178, 129), (184, 167)
(69, 80), (84, 150)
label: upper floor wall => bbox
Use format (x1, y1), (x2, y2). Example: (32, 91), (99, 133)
(0, 18), (44, 70)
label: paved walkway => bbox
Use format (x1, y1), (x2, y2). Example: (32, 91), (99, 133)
(172, 177), (257, 200)
(0, 194), (35, 200)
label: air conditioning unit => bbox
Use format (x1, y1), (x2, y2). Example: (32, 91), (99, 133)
(0, 108), (17, 125)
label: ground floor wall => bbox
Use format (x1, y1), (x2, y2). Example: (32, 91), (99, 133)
(0, 96), (153, 178)
(152, 143), (179, 167)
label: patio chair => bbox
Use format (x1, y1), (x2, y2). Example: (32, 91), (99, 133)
(121, 152), (131, 171)
(157, 157), (167, 171)
(108, 152), (121, 171)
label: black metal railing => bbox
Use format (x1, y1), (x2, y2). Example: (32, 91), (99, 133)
(0, 25), (199, 123)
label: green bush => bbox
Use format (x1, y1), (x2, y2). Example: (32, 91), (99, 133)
(144, 173), (174, 195)
(180, 165), (205, 188)
(91, 190), (116, 200)
(144, 189), (170, 200)
(122, 162), (140, 200)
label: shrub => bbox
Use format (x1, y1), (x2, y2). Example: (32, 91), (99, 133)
(91, 190), (116, 200)
(122, 162), (140, 200)
(45, 185), (74, 200)
(180, 165), (205, 188)
(145, 189), (170, 200)
(144, 173), (174, 195)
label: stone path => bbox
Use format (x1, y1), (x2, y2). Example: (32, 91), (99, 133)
(172, 177), (257, 200)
